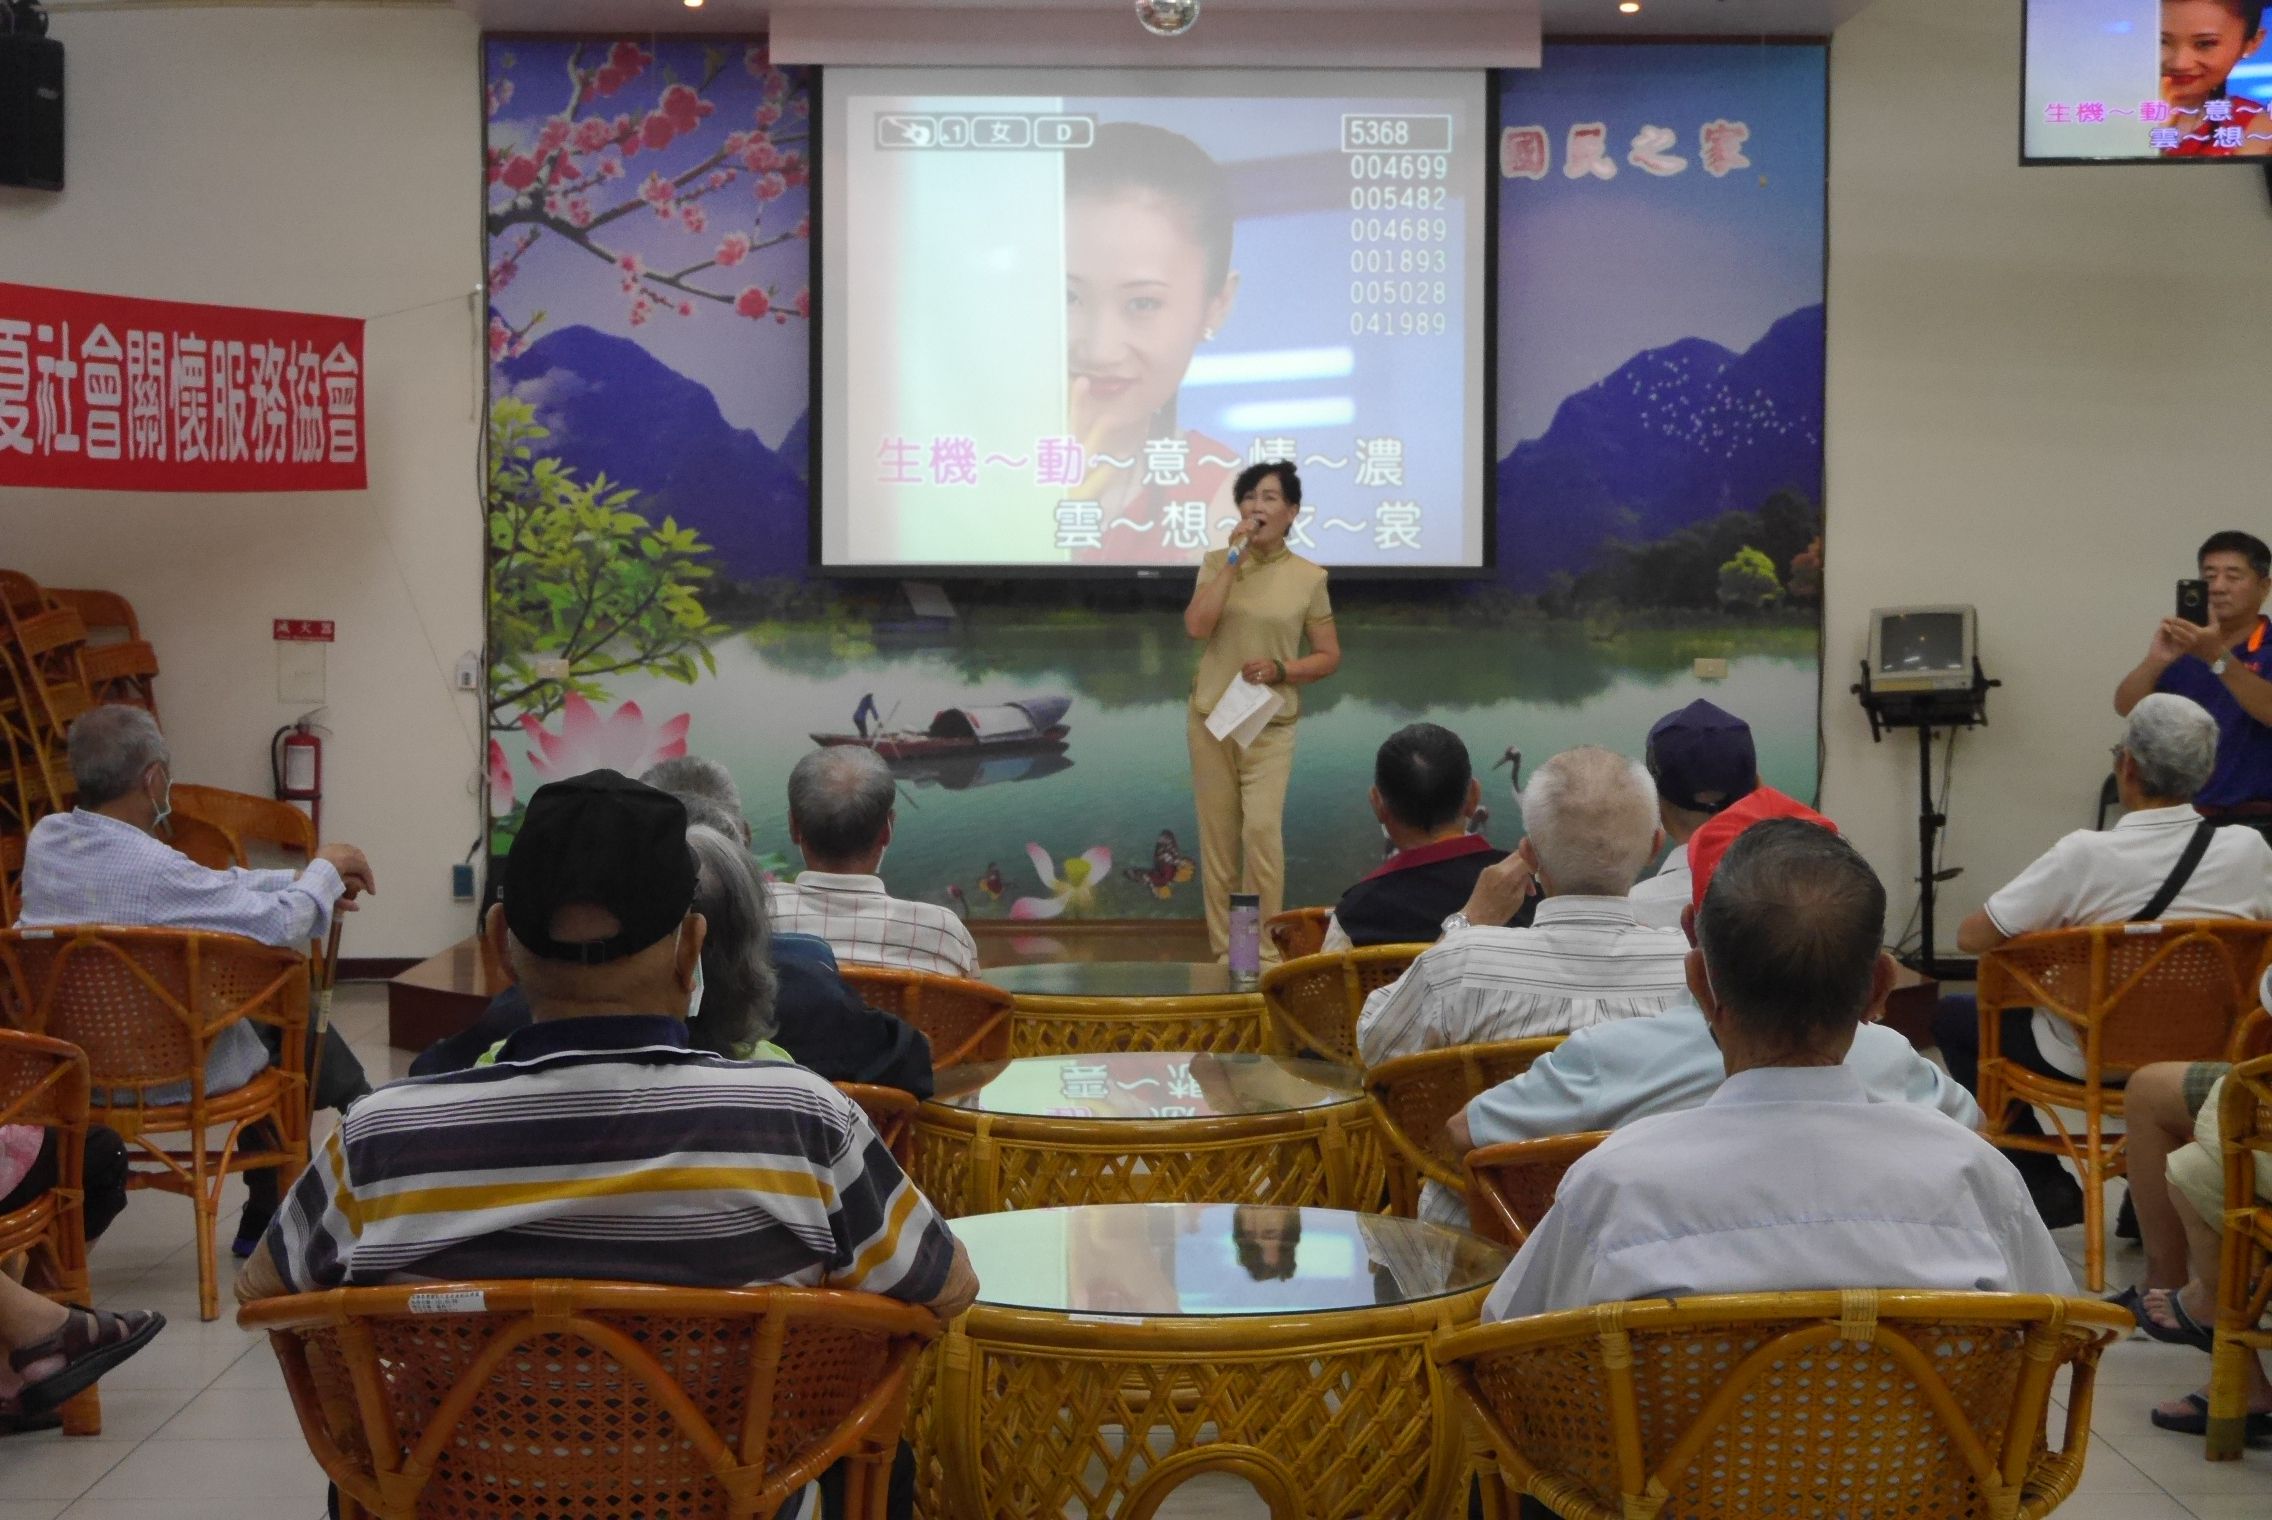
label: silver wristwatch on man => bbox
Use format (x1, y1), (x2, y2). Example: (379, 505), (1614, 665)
(1440, 911), (1472, 935)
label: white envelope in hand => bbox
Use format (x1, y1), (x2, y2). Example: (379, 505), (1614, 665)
(1205, 674), (1285, 750)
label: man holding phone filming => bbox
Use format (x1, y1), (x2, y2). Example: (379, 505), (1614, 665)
(2115, 531), (2272, 824)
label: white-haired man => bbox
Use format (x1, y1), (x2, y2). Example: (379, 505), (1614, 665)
(769, 746), (978, 978)
(17, 704), (377, 1252)
(1936, 692), (2272, 1227)
(1356, 746), (1690, 1067)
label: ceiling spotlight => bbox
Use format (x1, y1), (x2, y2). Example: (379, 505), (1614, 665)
(1619, 1), (1642, 11)
(683, 0), (703, 8)
(1136, 0), (1200, 37)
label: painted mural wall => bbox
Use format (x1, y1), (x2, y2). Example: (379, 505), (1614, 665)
(482, 39), (1826, 921)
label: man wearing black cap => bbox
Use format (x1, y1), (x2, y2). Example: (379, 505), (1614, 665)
(1628, 699), (1758, 929)
(238, 770), (975, 1322)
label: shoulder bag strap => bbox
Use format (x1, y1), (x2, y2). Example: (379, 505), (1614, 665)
(2137, 819), (2219, 922)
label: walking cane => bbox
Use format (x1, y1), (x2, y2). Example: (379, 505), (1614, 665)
(306, 905), (346, 1112)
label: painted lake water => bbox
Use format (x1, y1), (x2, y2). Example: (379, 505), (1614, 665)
(496, 614), (1819, 922)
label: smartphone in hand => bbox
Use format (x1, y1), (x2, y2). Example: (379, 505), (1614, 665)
(2177, 578), (2210, 624)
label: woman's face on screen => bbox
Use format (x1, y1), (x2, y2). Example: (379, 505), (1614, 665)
(1066, 189), (1236, 445)
(2162, 1), (2265, 109)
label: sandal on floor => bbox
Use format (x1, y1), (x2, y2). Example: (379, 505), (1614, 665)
(8, 1305), (166, 1415)
(2148, 1392), (2272, 1443)
(2137, 1289), (2217, 1353)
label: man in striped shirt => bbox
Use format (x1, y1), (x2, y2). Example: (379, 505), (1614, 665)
(237, 769), (974, 1319)
(1356, 747), (1691, 1066)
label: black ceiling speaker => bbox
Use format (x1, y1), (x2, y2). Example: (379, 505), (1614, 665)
(0, 2), (62, 192)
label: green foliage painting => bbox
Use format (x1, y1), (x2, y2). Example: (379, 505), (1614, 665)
(485, 396), (722, 733)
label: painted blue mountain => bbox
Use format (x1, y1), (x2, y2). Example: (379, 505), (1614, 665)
(497, 325), (810, 581)
(1495, 303), (1824, 594)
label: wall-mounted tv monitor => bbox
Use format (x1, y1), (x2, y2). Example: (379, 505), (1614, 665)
(817, 67), (1492, 573)
(1868, 605), (1977, 694)
(2024, 0), (2272, 162)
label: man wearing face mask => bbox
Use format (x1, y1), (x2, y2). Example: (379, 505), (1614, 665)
(17, 704), (377, 1250)
(1183, 460), (1342, 961)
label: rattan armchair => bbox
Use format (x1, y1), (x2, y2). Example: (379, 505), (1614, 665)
(0, 1028), (99, 1434)
(835, 1080), (918, 1167)
(1265, 906), (1332, 962)
(1, 829), (21, 925)
(1364, 1037), (1566, 1216)
(242, 1280), (941, 1520)
(1435, 1289), (2134, 1520)
(1260, 944), (1427, 1066)
(835, 965), (1014, 1069)
(0, 926), (311, 1320)
(2209, 1048), (2272, 1460)
(1462, 1131), (1609, 1250)
(1977, 918), (2272, 1290)
(167, 782), (318, 862)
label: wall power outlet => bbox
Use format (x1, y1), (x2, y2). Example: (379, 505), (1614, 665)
(451, 863), (476, 901)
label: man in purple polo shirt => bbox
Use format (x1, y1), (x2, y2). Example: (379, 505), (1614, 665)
(1322, 723), (1534, 952)
(2116, 530), (2272, 828)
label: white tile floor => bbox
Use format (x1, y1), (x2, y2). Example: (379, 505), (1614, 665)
(0, 984), (2267, 1518)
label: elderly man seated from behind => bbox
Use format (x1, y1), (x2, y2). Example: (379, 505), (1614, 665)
(241, 770), (972, 1309)
(769, 746), (979, 978)
(1442, 789), (1978, 1228)
(1486, 819), (2072, 1322)
(1933, 691), (2272, 1228)
(18, 704), (377, 1254)
(1626, 699), (1758, 929)
(1321, 722), (1531, 954)
(1355, 745), (1688, 1067)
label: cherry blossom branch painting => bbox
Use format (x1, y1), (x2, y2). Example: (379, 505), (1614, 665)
(485, 40), (811, 358)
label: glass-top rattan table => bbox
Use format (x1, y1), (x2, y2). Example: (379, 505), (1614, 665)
(910, 1052), (1387, 1216)
(911, 1202), (1510, 1518)
(977, 961), (1269, 1056)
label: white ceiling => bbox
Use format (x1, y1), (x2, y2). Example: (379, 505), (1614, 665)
(443, 0), (1874, 40)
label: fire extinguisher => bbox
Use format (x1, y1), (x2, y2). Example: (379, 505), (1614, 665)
(272, 717), (324, 841)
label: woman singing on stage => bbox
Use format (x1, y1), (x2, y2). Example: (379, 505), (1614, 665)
(1183, 461), (1341, 960)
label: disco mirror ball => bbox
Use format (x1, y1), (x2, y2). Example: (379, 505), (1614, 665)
(1135, 0), (1201, 37)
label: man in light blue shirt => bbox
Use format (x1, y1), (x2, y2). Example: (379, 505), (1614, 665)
(17, 705), (377, 1250)
(1485, 819), (2070, 1322)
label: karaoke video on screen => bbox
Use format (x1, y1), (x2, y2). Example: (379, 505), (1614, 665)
(820, 68), (1490, 571)
(2026, 0), (2272, 161)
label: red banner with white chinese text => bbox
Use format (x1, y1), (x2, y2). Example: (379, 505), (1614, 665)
(0, 283), (367, 492)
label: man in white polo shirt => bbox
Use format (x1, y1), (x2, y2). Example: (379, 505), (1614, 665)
(1935, 692), (2272, 1226)
(1356, 746), (1690, 1067)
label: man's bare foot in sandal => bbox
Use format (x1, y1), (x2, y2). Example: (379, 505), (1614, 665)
(2, 1287), (165, 1417)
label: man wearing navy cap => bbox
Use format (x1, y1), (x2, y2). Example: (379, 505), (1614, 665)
(1628, 700), (1759, 929)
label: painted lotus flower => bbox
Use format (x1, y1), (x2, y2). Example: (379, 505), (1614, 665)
(518, 693), (691, 782)
(487, 739), (517, 818)
(1010, 842), (1113, 920)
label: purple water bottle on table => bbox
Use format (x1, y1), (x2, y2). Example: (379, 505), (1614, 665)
(1228, 892), (1262, 986)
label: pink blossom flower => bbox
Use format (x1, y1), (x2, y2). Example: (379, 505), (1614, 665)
(677, 300), (696, 318)
(567, 197), (594, 228)
(764, 69), (789, 103)
(707, 170), (731, 190)
(489, 257), (518, 291)
(715, 232), (751, 267)
(629, 298), (652, 327)
(593, 41), (651, 98)
(547, 153), (580, 185)
(724, 131), (749, 155)
(640, 112), (677, 152)
(574, 116), (615, 153)
(598, 158), (624, 180)
(1011, 844), (1113, 920)
(755, 172), (788, 202)
(742, 138), (780, 173)
(487, 317), (511, 361)
(659, 83), (711, 133)
(484, 79), (514, 118)
(679, 204), (708, 234)
(498, 154), (540, 192)
(734, 287), (772, 319)
(756, 103), (782, 129)
(616, 251), (644, 276)
(744, 45), (770, 77)
(781, 154), (807, 189)
(518, 694), (690, 783)
(487, 739), (516, 816)
(536, 115), (571, 155)
(640, 171), (675, 208)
